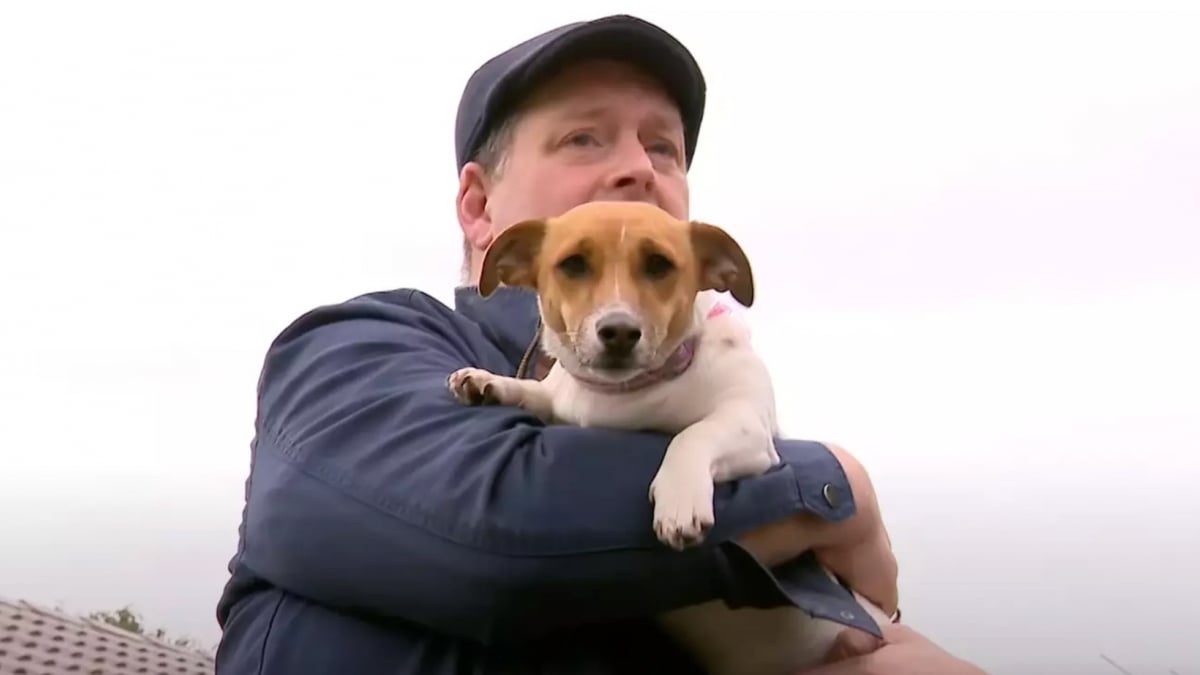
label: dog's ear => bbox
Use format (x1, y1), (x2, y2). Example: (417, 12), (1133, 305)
(689, 221), (755, 307)
(478, 219), (547, 297)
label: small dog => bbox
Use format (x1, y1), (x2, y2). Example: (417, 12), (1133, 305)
(448, 201), (889, 674)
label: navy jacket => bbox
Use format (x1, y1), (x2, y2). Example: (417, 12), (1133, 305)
(214, 286), (881, 674)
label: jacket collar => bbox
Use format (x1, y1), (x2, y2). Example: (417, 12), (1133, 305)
(454, 285), (542, 369)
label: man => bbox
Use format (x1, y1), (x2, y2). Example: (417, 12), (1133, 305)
(214, 14), (983, 675)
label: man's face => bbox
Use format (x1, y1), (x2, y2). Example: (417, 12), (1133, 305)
(457, 58), (691, 284)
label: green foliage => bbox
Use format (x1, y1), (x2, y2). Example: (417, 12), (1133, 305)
(87, 605), (213, 657)
(88, 606), (143, 634)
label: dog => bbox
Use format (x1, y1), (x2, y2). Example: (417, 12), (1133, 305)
(447, 200), (890, 675)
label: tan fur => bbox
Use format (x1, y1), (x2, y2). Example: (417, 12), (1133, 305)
(449, 201), (889, 675)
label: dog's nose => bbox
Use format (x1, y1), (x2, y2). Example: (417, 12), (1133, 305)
(596, 313), (642, 356)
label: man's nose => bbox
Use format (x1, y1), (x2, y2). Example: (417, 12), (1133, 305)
(602, 138), (656, 198)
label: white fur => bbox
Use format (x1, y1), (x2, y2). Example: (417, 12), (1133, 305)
(447, 289), (889, 675)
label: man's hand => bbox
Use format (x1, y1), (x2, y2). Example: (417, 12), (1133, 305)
(802, 623), (989, 675)
(736, 443), (899, 615)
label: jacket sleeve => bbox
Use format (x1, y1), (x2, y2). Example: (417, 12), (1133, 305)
(238, 290), (859, 644)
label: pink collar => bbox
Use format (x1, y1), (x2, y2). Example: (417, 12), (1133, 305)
(570, 302), (731, 394)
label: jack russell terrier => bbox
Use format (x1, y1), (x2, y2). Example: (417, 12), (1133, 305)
(448, 200), (890, 675)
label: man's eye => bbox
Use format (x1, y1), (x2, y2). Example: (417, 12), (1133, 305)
(566, 132), (599, 147)
(648, 141), (679, 157)
(557, 254), (590, 278)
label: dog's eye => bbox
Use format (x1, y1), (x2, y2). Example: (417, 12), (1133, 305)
(643, 253), (675, 279)
(557, 254), (590, 278)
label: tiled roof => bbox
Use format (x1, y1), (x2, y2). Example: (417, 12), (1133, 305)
(0, 596), (214, 675)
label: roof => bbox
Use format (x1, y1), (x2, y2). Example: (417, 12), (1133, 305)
(0, 596), (214, 675)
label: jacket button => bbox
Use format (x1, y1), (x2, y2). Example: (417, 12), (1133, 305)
(822, 483), (841, 508)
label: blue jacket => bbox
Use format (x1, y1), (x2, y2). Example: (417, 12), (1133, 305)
(214, 286), (882, 674)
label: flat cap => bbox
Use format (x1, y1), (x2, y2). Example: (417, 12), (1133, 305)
(454, 14), (707, 173)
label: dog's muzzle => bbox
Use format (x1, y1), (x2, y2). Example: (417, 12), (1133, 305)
(593, 310), (642, 369)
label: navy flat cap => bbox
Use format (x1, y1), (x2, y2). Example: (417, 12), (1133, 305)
(453, 14), (707, 173)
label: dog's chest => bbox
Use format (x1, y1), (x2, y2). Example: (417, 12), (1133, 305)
(547, 373), (709, 433)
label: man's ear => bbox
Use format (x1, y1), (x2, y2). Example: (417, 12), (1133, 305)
(457, 162), (494, 251)
(479, 219), (547, 297)
(689, 221), (755, 307)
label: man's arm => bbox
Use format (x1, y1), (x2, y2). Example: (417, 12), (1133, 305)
(803, 623), (989, 675)
(234, 290), (877, 644)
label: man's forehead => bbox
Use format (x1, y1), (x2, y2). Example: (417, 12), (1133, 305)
(553, 102), (683, 129)
(525, 60), (684, 122)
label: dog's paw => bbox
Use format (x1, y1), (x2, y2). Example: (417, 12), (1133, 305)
(649, 475), (715, 551)
(447, 367), (502, 406)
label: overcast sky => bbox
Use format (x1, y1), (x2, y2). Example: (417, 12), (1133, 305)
(1, 2), (1197, 674)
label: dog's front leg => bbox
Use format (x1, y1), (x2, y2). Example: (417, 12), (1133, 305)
(649, 401), (778, 550)
(447, 367), (557, 422)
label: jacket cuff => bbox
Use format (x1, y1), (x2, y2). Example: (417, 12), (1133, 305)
(714, 542), (884, 639)
(780, 439), (859, 523)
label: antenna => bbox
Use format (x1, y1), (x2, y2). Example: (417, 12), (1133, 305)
(1100, 654), (1134, 675)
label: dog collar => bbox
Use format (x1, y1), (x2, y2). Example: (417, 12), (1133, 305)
(571, 302), (732, 394)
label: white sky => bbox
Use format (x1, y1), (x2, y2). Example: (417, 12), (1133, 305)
(2, 2), (1198, 673)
